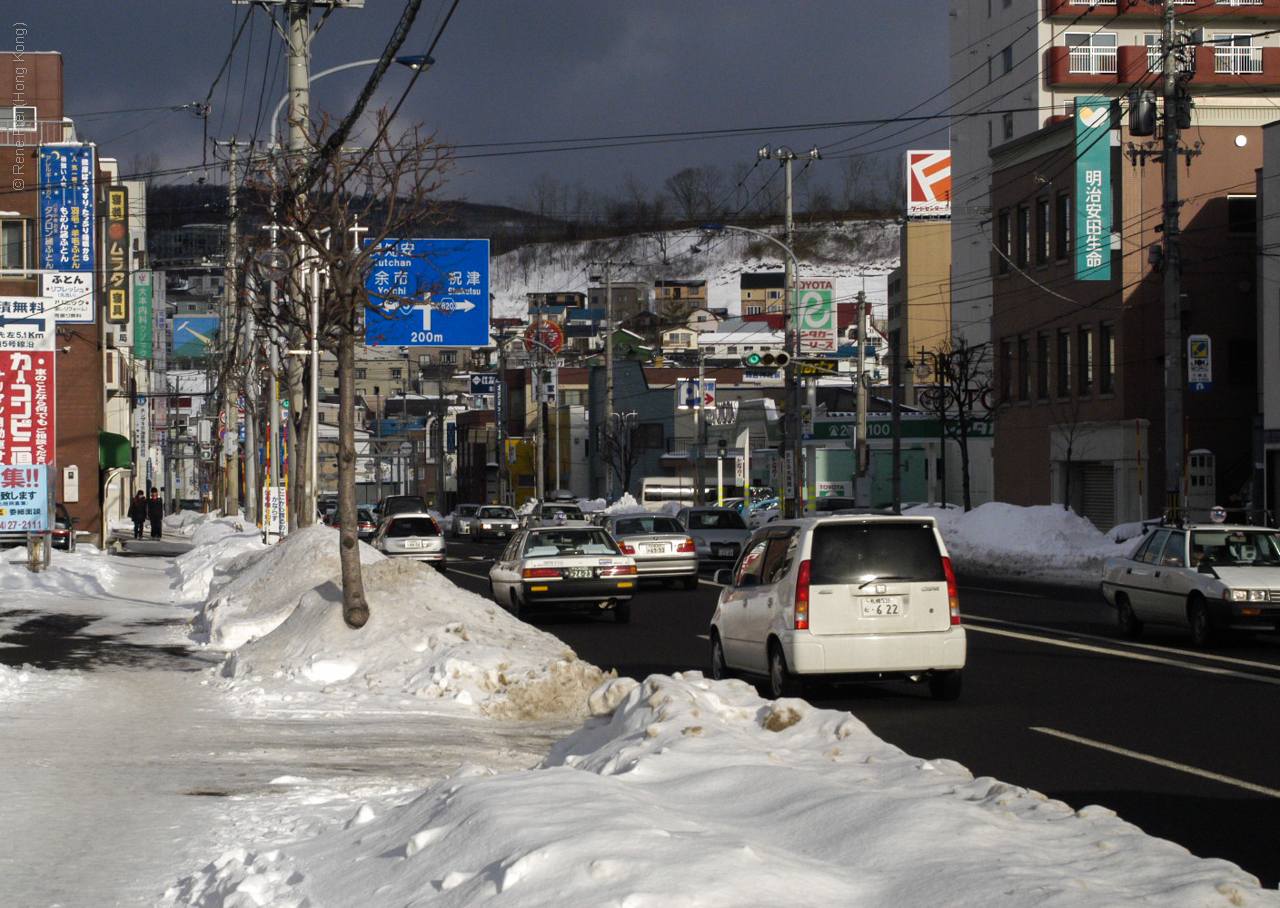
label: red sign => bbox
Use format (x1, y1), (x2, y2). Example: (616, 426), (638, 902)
(906, 150), (951, 218)
(524, 319), (564, 354)
(0, 346), (56, 465)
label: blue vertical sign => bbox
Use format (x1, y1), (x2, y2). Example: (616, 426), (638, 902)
(1188, 334), (1212, 392)
(1074, 98), (1111, 282)
(364, 238), (490, 346)
(38, 145), (95, 274)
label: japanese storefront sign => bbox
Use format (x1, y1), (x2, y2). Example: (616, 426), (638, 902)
(38, 145), (95, 274)
(0, 465), (50, 532)
(1074, 97), (1112, 282)
(133, 270), (153, 359)
(105, 185), (130, 324)
(39, 272), (94, 324)
(796, 278), (836, 354)
(0, 328), (56, 466)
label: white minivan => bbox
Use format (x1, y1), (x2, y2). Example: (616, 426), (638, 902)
(709, 514), (966, 701)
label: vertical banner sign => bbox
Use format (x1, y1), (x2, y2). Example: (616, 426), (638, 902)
(905, 150), (951, 218)
(1187, 334), (1212, 392)
(364, 239), (491, 347)
(0, 330), (56, 466)
(133, 270), (153, 359)
(1074, 97), (1112, 281)
(105, 185), (130, 324)
(38, 145), (95, 274)
(796, 278), (836, 354)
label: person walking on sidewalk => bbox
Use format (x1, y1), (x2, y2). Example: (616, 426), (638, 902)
(128, 492), (147, 540)
(146, 489), (164, 540)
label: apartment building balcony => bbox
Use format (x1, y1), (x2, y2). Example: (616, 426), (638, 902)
(1048, 43), (1280, 88)
(0, 119), (76, 146)
(1046, 0), (1280, 19)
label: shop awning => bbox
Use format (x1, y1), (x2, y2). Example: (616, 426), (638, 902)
(99, 431), (133, 469)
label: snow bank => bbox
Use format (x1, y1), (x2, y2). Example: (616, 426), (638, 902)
(0, 663), (84, 703)
(910, 502), (1131, 588)
(170, 517), (269, 608)
(0, 546), (119, 598)
(166, 673), (1272, 908)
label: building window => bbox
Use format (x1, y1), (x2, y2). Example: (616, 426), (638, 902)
(1001, 44), (1015, 75)
(1017, 206), (1030, 268)
(1055, 191), (1071, 260)
(1066, 32), (1118, 75)
(440, 350), (457, 364)
(636, 423), (664, 449)
(1077, 324), (1094, 396)
(355, 368), (367, 380)
(1018, 335), (1031, 401)
(0, 219), (34, 269)
(1036, 198), (1050, 265)
(1227, 194), (1257, 235)
(1213, 34), (1261, 75)
(745, 305), (762, 315)
(1037, 332), (1050, 399)
(1057, 328), (1072, 397)
(997, 209), (1011, 274)
(999, 338), (1014, 402)
(390, 368), (403, 380)
(1002, 112), (1015, 141)
(1099, 320), (1115, 394)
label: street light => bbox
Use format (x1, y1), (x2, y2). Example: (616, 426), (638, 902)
(699, 222), (805, 517)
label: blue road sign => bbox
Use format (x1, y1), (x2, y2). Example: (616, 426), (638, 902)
(365, 239), (490, 347)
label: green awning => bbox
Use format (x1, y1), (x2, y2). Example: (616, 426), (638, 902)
(99, 431), (133, 469)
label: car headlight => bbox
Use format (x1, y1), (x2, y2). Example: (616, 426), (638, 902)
(1226, 588), (1270, 602)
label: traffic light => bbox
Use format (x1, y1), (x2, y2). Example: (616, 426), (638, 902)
(743, 349), (790, 368)
(717, 438), (727, 458)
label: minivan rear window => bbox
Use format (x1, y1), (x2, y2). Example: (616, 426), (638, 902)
(808, 523), (945, 585)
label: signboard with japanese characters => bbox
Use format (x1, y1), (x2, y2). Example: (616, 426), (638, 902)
(1188, 334), (1212, 392)
(39, 272), (94, 324)
(364, 238), (490, 347)
(105, 185), (130, 324)
(796, 278), (836, 354)
(905, 150), (951, 218)
(0, 328), (56, 466)
(38, 145), (95, 274)
(1074, 97), (1112, 282)
(0, 465), (50, 532)
(133, 270), (153, 359)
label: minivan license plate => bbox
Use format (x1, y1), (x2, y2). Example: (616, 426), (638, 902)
(861, 596), (901, 617)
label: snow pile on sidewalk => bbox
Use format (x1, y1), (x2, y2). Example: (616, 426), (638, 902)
(166, 672), (1273, 908)
(911, 502), (1132, 587)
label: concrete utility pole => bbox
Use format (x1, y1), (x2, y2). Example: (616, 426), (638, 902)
(759, 144), (819, 517)
(1161, 0), (1185, 520)
(589, 259), (632, 501)
(854, 290), (868, 505)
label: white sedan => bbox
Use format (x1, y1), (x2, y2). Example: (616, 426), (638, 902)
(1101, 522), (1280, 646)
(489, 526), (638, 623)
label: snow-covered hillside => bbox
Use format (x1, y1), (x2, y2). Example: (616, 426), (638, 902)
(489, 221), (900, 323)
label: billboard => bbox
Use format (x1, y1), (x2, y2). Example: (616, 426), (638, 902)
(364, 238), (490, 347)
(796, 277), (837, 354)
(105, 185), (130, 324)
(171, 315), (220, 359)
(905, 150), (951, 218)
(0, 329), (56, 466)
(38, 145), (95, 274)
(1074, 97), (1112, 281)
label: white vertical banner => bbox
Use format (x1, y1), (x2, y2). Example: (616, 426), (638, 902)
(735, 428), (750, 487)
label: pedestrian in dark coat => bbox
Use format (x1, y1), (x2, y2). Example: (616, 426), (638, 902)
(128, 492), (147, 539)
(147, 490), (164, 539)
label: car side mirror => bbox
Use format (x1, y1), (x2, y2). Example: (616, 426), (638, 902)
(713, 568), (732, 586)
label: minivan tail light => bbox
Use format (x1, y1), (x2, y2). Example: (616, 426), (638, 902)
(794, 559), (811, 630)
(942, 556), (961, 625)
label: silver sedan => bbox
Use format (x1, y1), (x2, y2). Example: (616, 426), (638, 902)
(597, 513), (699, 589)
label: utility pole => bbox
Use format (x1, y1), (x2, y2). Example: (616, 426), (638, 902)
(1161, 0), (1185, 521)
(589, 259), (633, 500)
(854, 290), (868, 506)
(759, 144), (819, 517)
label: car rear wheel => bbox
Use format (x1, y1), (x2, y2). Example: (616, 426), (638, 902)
(928, 669), (962, 702)
(710, 634), (732, 680)
(1189, 597), (1214, 648)
(1116, 595), (1143, 639)
(767, 644), (802, 699)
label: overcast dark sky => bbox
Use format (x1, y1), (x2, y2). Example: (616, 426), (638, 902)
(15, 1), (951, 213)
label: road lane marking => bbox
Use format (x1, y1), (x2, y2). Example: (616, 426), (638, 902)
(966, 625), (1280, 685)
(1030, 727), (1280, 798)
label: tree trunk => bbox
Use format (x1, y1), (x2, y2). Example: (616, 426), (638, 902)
(336, 320), (370, 628)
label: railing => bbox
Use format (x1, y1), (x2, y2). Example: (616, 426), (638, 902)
(1215, 45), (1263, 74)
(1068, 45), (1118, 74)
(0, 119), (75, 146)
(1146, 44), (1196, 73)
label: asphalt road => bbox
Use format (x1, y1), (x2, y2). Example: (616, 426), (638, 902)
(445, 537), (1280, 888)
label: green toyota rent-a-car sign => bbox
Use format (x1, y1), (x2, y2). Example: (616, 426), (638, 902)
(1075, 97), (1112, 282)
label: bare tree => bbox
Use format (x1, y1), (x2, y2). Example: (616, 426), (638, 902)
(665, 167), (703, 221)
(918, 337), (992, 511)
(247, 109), (454, 628)
(599, 415), (644, 499)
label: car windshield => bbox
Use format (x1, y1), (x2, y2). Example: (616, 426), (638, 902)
(808, 522), (945, 585)
(615, 516), (684, 536)
(524, 529), (619, 557)
(458, 506), (478, 517)
(386, 517), (439, 538)
(1190, 529), (1280, 567)
(478, 507), (515, 519)
(543, 505), (584, 519)
(688, 510), (747, 530)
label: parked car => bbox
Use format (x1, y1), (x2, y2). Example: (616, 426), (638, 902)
(374, 495), (429, 522)
(812, 496), (858, 513)
(328, 506), (378, 541)
(596, 512), (698, 589)
(523, 501), (591, 528)
(489, 525), (637, 622)
(52, 503), (77, 552)
(710, 514), (966, 701)
(372, 512), (447, 570)
(676, 506), (752, 567)
(1101, 521), (1280, 646)
(449, 504), (481, 538)
(472, 505), (520, 543)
